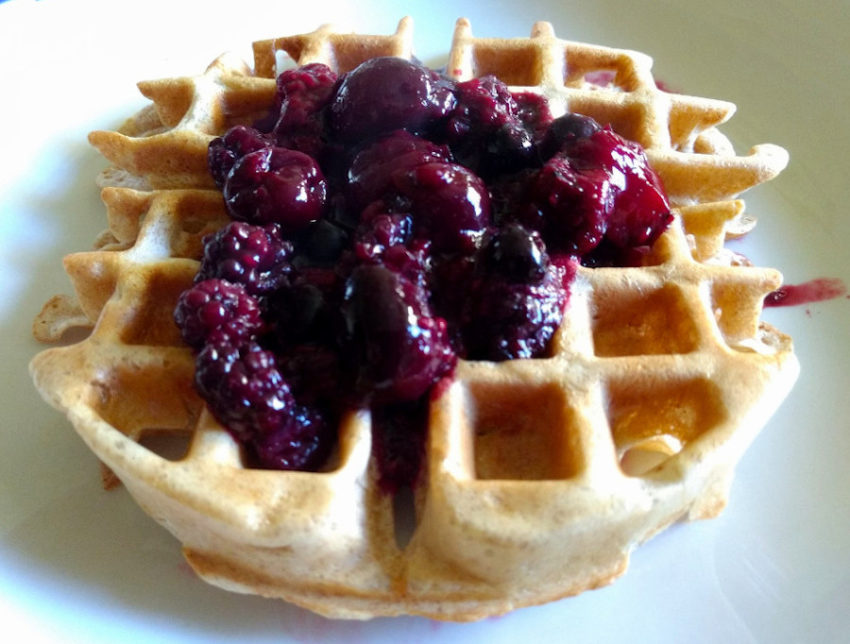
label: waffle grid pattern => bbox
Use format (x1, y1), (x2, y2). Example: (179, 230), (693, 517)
(31, 18), (798, 620)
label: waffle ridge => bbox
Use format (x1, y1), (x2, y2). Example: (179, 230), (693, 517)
(31, 18), (798, 620)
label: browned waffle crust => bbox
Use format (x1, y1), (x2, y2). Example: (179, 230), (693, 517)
(30, 18), (798, 620)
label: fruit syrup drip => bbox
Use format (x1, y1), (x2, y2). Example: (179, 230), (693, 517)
(174, 57), (673, 490)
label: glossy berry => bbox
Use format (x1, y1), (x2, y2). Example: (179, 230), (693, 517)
(521, 127), (671, 256)
(445, 76), (535, 177)
(521, 153), (612, 256)
(329, 57), (456, 142)
(342, 263), (456, 403)
(353, 212), (414, 263)
(224, 147), (327, 232)
(482, 222), (547, 283)
(207, 125), (271, 189)
(196, 221), (294, 295)
(538, 112), (602, 160)
(392, 161), (491, 254)
(513, 91), (553, 141)
(346, 130), (452, 213)
(174, 279), (263, 349)
(194, 340), (293, 437)
(194, 338), (331, 470)
(270, 63), (338, 158)
(247, 403), (332, 471)
(461, 263), (567, 361)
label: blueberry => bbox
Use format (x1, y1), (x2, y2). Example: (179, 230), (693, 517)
(483, 222), (548, 283)
(294, 218), (350, 266)
(538, 113), (602, 160)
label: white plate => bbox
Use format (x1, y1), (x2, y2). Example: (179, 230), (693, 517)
(2, 0), (848, 642)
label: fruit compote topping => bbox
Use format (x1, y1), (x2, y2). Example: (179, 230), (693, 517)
(177, 56), (672, 490)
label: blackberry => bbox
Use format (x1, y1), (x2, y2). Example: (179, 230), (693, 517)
(207, 125), (271, 189)
(247, 403), (332, 471)
(520, 127), (671, 256)
(174, 279), (264, 350)
(445, 76), (535, 177)
(269, 63), (338, 158)
(194, 339), (331, 470)
(342, 263), (456, 403)
(461, 264), (567, 361)
(196, 221), (294, 295)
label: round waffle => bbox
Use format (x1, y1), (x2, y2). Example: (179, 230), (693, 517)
(30, 18), (798, 620)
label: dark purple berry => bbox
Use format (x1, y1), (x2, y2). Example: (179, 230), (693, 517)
(194, 339), (331, 470)
(346, 130), (452, 213)
(223, 147), (327, 232)
(174, 279), (263, 349)
(247, 403), (332, 471)
(521, 153), (612, 256)
(445, 76), (535, 177)
(329, 57), (456, 142)
(196, 221), (294, 295)
(342, 263), (456, 403)
(520, 127), (671, 256)
(598, 138), (672, 249)
(461, 264), (567, 361)
(269, 63), (338, 158)
(353, 212), (414, 263)
(207, 126), (271, 189)
(513, 91), (553, 141)
(269, 278), (337, 347)
(293, 218), (350, 266)
(483, 222), (547, 283)
(392, 161), (491, 254)
(539, 112), (602, 160)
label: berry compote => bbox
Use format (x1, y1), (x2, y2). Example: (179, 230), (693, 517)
(177, 56), (672, 489)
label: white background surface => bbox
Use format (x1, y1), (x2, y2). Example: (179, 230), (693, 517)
(1, 0), (848, 642)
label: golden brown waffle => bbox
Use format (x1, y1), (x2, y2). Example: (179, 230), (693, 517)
(30, 18), (798, 620)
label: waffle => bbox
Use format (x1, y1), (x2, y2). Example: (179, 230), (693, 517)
(30, 18), (798, 621)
